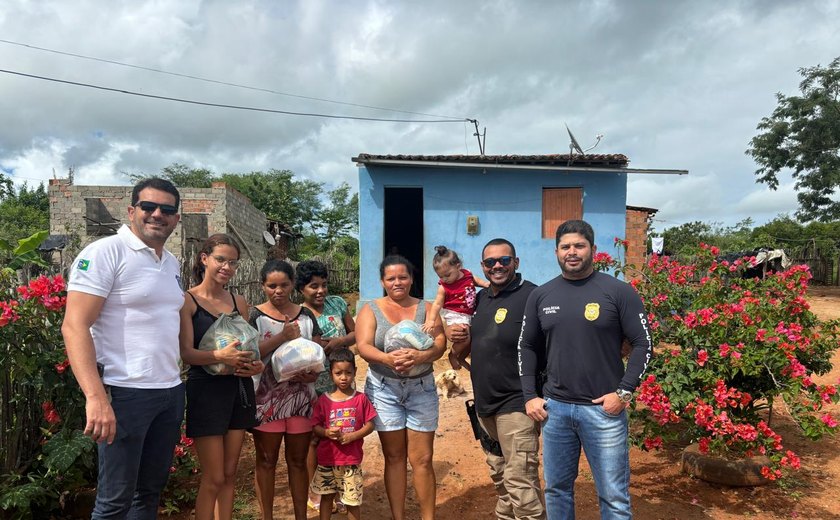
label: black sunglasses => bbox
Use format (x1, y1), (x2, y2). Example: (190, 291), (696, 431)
(482, 256), (514, 268)
(135, 201), (178, 216)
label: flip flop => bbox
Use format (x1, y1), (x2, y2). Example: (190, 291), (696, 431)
(307, 498), (320, 512)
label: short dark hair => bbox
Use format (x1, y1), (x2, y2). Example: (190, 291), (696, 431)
(260, 258), (295, 284)
(131, 177), (180, 208)
(379, 254), (414, 279)
(555, 219), (595, 247)
(295, 260), (329, 290)
(328, 347), (355, 370)
(482, 238), (516, 258)
(192, 233), (241, 285)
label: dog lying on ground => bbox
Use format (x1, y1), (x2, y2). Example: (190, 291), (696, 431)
(435, 369), (466, 399)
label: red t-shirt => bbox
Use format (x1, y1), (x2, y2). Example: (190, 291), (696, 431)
(440, 268), (478, 315)
(311, 391), (377, 466)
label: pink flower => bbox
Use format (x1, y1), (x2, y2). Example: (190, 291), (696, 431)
(820, 413), (838, 428)
(696, 350), (708, 367)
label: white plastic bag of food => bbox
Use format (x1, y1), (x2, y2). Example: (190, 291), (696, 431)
(271, 337), (325, 382)
(197, 313), (261, 375)
(384, 320), (433, 377)
(384, 320), (433, 353)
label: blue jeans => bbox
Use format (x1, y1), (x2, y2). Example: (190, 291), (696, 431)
(93, 384), (185, 520)
(542, 399), (631, 520)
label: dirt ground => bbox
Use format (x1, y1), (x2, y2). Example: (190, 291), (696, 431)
(194, 287), (840, 519)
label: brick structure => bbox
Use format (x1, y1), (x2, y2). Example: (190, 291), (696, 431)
(624, 205), (657, 275)
(48, 178), (269, 261)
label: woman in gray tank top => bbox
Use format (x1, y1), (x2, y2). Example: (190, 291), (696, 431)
(356, 255), (445, 520)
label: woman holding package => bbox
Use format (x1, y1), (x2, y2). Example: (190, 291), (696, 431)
(249, 259), (323, 520)
(296, 259), (357, 512)
(355, 255), (446, 520)
(179, 234), (264, 520)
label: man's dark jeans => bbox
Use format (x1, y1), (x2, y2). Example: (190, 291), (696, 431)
(92, 384), (185, 520)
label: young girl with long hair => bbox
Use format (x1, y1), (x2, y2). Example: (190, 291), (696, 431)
(179, 234), (263, 520)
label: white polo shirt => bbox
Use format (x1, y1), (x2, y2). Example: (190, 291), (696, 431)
(68, 225), (183, 389)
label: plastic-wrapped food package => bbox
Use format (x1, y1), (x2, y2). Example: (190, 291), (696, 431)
(197, 313), (261, 375)
(384, 320), (433, 377)
(271, 337), (326, 382)
(384, 320), (433, 352)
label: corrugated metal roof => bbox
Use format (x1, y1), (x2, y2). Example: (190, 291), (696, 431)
(353, 153), (629, 168)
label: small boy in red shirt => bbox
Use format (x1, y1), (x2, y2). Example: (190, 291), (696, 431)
(311, 348), (377, 519)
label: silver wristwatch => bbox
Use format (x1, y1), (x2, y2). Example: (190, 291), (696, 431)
(615, 389), (633, 403)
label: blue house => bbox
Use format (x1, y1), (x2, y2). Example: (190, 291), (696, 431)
(354, 153), (686, 304)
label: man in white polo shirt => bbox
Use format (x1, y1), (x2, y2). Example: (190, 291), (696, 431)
(62, 178), (185, 520)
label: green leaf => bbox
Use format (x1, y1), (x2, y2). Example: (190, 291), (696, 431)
(43, 430), (95, 472)
(12, 230), (49, 257)
(0, 479), (47, 512)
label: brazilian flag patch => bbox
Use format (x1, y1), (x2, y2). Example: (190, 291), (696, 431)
(77, 259), (91, 271)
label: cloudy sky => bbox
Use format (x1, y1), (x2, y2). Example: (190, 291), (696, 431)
(1, 0), (838, 232)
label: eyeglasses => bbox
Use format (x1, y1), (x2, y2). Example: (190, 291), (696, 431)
(211, 255), (240, 268)
(482, 256), (514, 268)
(135, 201), (178, 216)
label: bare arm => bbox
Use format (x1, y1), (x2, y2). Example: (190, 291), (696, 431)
(178, 293), (253, 367)
(341, 420), (375, 445)
(422, 286), (446, 333)
(256, 313), (300, 358)
(355, 304), (395, 368)
(61, 291), (114, 444)
(472, 273), (490, 289)
(394, 303), (446, 373)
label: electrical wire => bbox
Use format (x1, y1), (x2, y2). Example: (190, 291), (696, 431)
(0, 68), (469, 123)
(0, 38), (464, 121)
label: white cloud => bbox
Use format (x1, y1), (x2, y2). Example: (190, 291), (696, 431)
(0, 0), (837, 230)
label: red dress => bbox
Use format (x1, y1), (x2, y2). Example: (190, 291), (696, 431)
(440, 269), (478, 316)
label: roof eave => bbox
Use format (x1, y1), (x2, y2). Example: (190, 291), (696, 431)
(354, 158), (687, 175)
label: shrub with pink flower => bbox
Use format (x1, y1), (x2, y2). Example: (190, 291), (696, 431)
(601, 241), (840, 480)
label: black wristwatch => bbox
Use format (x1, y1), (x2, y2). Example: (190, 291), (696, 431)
(615, 389), (633, 403)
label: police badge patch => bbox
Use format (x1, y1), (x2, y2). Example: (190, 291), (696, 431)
(494, 308), (507, 324)
(584, 303), (600, 321)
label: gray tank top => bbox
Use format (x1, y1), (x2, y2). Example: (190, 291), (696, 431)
(369, 300), (432, 379)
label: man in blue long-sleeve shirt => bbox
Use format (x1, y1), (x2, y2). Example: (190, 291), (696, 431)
(518, 220), (652, 520)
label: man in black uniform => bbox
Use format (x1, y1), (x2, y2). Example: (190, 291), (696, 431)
(519, 220), (651, 520)
(448, 238), (545, 520)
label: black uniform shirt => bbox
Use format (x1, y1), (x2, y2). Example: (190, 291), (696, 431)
(518, 271), (652, 404)
(470, 274), (537, 417)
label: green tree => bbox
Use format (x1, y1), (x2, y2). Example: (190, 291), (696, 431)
(317, 183), (358, 251)
(747, 57), (840, 222)
(219, 170), (324, 232)
(128, 163), (215, 188)
(661, 221), (713, 256)
(0, 181), (49, 242)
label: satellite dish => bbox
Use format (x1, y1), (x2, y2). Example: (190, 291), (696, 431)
(263, 230), (276, 246)
(565, 124), (585, 155)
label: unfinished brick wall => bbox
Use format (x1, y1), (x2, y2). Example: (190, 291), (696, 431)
(48, 178), (267, 261)
(220, 182), (266, 261)
(625, 207), (653, 276)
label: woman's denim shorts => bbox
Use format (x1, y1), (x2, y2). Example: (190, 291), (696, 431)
(363, 368), (439, 432)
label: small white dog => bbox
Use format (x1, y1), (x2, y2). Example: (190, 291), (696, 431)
(435, 369), (466, 399)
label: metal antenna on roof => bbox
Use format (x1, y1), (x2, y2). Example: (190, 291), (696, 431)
(566, 124), (585, 156)
(584, 134), (604, 153)
(469, 119), (486, 155)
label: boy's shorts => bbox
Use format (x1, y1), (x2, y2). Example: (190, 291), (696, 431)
(311, 464), (364, 506)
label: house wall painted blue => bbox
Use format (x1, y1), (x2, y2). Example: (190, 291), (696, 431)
(357, 162), (629, 303)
